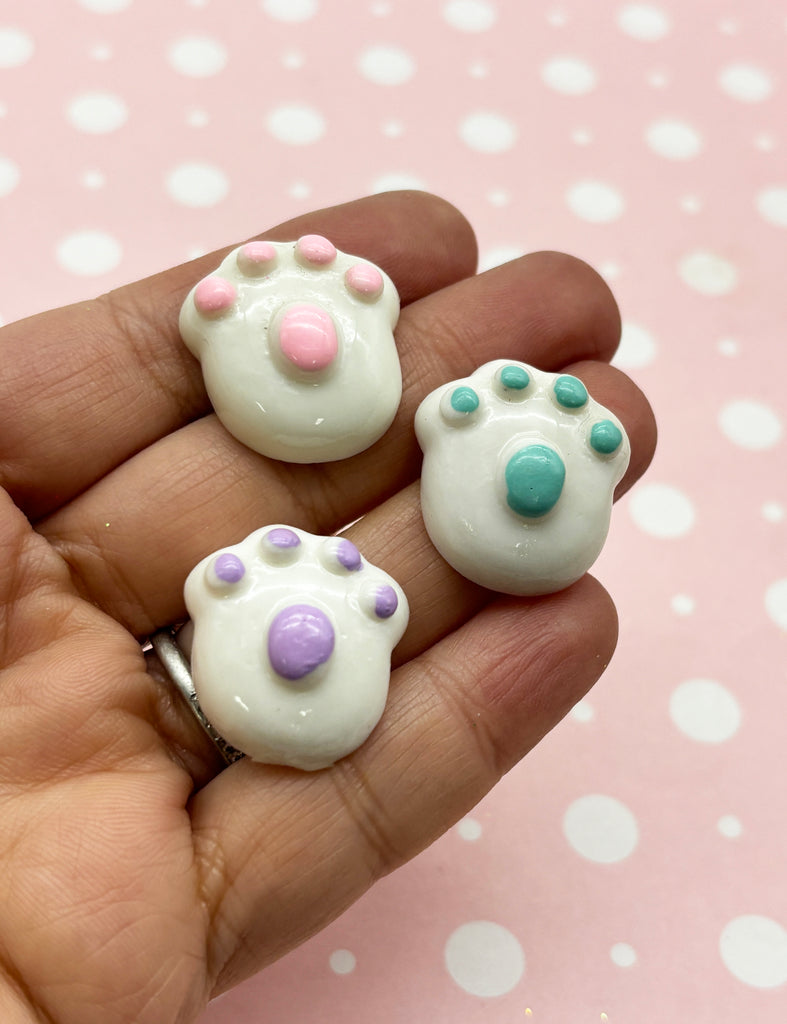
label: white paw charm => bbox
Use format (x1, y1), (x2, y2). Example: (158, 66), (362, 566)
(180, 236), (401, 462)
(184, 526), (409, 770)
(415, 360), (630, 595)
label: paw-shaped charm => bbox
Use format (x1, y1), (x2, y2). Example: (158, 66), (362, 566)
(184, 526), (409, 770)
(415, 360), (630, 595)
(179, 236), (401, 463)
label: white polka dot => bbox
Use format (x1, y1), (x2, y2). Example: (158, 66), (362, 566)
(680, 195), (703, 214)
(78, 0), (131, 9)
(370, 1), (392, 15)
(487, 187), (510, 206)
(670, 679), (741, 743)
(546, 9), (569, 28)
(765, 579), (787, 630)
(357, 45), (415, 85)
(56, 230), (122, 276)
(445, 922), (525, 996)
(381, 119), (404, 137)
(719, 399), (782, 450)
(599, 261), (621, 280)
(717, 815), (742, 838)
(282, 50), (304, 70)
(614, 321), (657, 369)
(288, 180), (311, 199)
(80, 169), (106, 189)
(67, 92), (128, 134)
(371, 172), (428, 193)
(566, 181), (625, 223)
(168, 36), (227, 77)
(261, 0), (318, 21)
(459, 112), (517, 153)
(187, 109), (210, 128)
(457, 817), (483, 840)
(541, 56), (597, 95)
(166, 162), (229, 207)
(610, 943), (637, 967)
(0, 156), (20, 197)
(678, 250), (738, 296)
(719, 63), (773, 103)
(564, 795), (638, 864)
(468, 60), (490, 78)
(570, 699), (595, 722)
(762, 502), (784, 523)
(266, 103), (326, 145)
(717, 337), (739, 356)
(442, 0), (497, 31)
(628, 483), (695, 539)
(671, 594), (695, 616)
(646, 119), (702, 160)
(478, 245), (522, 273)
(756, 186), (787, 227)
(89, 43), (112, 61)
(720, 916), (787, 989)
(755, 133), (776, 152)
(329, 949), (356, 975)
(617, 4), (671, 40)
(571, 128), (593, 145)
(0, 27), (34, 67)
(647, 69), (670, 88)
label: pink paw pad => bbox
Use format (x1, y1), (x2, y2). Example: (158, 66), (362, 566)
(194, 276), (237, 316)
(295, 234), (337, 267)
(277, 303), (338, 372)
(345, 262), (384, 300)
(237, 241), (277, 275)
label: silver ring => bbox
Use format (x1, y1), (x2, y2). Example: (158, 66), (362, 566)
(149, 628), (244, 767)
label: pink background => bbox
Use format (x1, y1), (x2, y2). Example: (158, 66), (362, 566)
(2, 1), (786, 1021)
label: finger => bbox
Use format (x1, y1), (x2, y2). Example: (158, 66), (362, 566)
(189, 574), (617, 992)
(41, 259), (636, 634)
(0, 191), (478, 519)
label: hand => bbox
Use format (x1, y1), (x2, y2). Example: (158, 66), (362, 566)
(0, 192), (656, 1024)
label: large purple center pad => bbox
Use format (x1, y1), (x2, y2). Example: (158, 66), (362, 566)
(267, 603), (335, 681)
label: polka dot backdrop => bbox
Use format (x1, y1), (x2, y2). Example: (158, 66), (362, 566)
(1, 0), (786, 1021)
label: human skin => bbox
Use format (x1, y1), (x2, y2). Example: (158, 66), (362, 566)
(0, 191), (656, 1024)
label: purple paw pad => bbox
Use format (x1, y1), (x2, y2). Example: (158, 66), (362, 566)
(214, 552), (245, 583)
(374, 585), (399, 619)
(266, 527), (301, 549)
(336, 538), (362, 571)
(268, 604), (335, 681)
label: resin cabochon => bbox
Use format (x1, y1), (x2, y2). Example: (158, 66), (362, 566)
(184, 526), (409, 771)
(179, 237), (401, 463)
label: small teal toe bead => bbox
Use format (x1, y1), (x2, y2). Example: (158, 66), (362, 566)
(505, 444), (566, 518)
(590, 419), (623, 455)
(500, 364), (529, 390)
(554, 374), (588, 409)
(450, 386), (480, 413)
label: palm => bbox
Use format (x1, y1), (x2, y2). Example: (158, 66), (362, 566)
(0, 193), (655, 1024)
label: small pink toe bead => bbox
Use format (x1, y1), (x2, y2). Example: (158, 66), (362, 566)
(345, 262), (384, 300)
(237, 241), (277, 275)
(295, 234), (337, 266)
(194, 276), (237, 316)
(278, 303), (338, 372)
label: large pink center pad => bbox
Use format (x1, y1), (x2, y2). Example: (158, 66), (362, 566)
(184, 525), (409, 771)
(277, 302), (338, 372)
(179, 235), (401, 463)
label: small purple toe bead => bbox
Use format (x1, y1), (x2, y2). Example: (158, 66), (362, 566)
(214, 552), (245, 583)
(268, 604), (335, 681)
(267, 527), (301, 549)
(374, 585), (398, 619)
(336, 538), (362, 571)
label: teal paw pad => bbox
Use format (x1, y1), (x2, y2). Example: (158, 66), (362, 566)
(505, 444), (566, 519)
